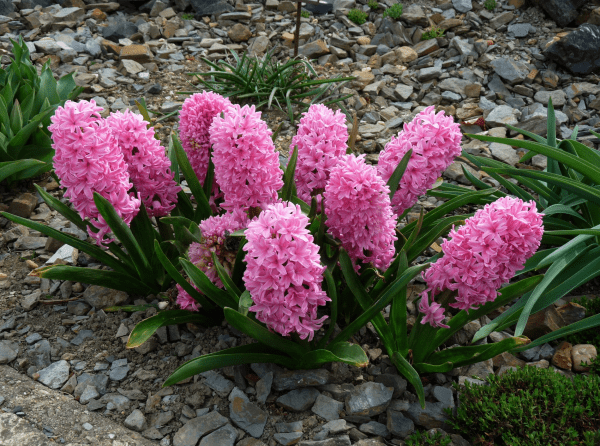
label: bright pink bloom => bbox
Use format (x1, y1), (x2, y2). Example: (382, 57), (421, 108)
(324, 155), (397, 270)
(188, 210), (248, 288)
(419, 293), (449, 329)
(176, 284), (201, 312)
(49, 100), (140, 244)
(378, 106), (462, 215)
(210, 104), (283, 213)
(178, 91), (232, 185)
(420, 197), (544, 326)
(106, 110), (180, 217)
(243, 202), (329, 341)
(291, 104), (348, 209)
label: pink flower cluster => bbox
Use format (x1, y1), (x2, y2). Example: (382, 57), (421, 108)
(243, 202), (329, 341)
(106, 110), (180, 217)
(378, 106), (462, 215)
(176, 283), (201, 312)
(290, 104), (348, 209)
(324, 155), (397, 270)
(49, 100), (141, 244)
(178, 91), (232, 186)
(420, 196), (544, 328)
(210, 104), (283, 214)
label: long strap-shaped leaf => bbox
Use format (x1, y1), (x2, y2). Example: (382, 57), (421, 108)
(386, 149), (412, 201)
(0, 159), (45, 182)
(279, 146), (298, 202)
(391, 352), (425, 408)
(211, 253), (241, 302)
(299, 343), (368, 369)
(180, 258), (237, 309)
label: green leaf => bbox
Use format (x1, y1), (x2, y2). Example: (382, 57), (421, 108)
(391, 352), (425, 408)
(35, 265), (153, 295)
(56, 71), (78, 101)
(164, 344), (295, 386)
(127, 310), (212, 348)
(93, 193), (156, 287)
(237, 290), (253, 316)
(38, 66), (60, 105)
(535, 223), (600, 270)
(180, 258), (237, 309)
(8, 107), (55, 154)
(0, 159), (45, 183)
(211, 252), (241, 301)
(390, 251), (408, 354)
(386, 149), (412, 200)
(279, 146), (298, 202)
(301, 343), (368, 369)
(9, 99), (22, 136)
(224, 307), (306, 357)
(406, 216), (465, 263)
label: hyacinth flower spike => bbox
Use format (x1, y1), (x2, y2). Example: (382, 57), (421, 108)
(419, 196), (544, 328)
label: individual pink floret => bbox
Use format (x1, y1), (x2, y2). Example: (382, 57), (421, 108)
(290, 104), (348, 209)
(178, 91), (232, 186)
(106, 110), (180, 217)
(188, 210), (248, 288)
(324, 154), (397, 271)
(243, 202), (330, 341)
(378, 106), (462, 216)
(49, 100), (140, 245)
(210, 104), (283, 214)
(420, 197), (544, 327)
(176, 283), (201, 312)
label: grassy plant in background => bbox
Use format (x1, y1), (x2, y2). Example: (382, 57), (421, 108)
(182, 13), (194, 20)
(0, 37), (83, 184)
(301, 10), (310, 18)
(484, 0), (497, 10)
(421, 27), (445, 40)
(347, 8), (368, 25)
(447, 367), (600, 445)
(186, 51), (353, 124)
(564, 296), (600, 347)
(383, 3), (403, 19)
(406, 430), (452, 446)
(367, 0), (379, 10)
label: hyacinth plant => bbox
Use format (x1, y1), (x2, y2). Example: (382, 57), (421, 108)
(122, 99), (600, 408)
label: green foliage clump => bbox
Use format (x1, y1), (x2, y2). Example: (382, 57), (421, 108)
(406, 429), (452, 446)
(447, 366), (600, 445)
(0, 37), (83, 184)
(484, 0), (496, 10)
(383, 3), (403, 19)
(367, 0), (379, 10)
(348, 8), (368, 25)
(421, 27), (445, 40)
(301, 10), (310, 18)
(182, 13), (194, 20)
(565, 296), (600, 347)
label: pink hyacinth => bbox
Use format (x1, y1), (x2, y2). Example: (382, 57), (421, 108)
(49, 100), (140, 244)
(290, 104), (348, 209)
(188, 210), (248, 288)
(419, 196), (544, 328)
(176, 283), (201, 312)
(178, 91), (232, 185)
(378, 106), (462, 215)
(210, 104), (283, 214)
(106, 110), (180, 217)
(243, 202), (330, 341)
(324, 155), (397, 270)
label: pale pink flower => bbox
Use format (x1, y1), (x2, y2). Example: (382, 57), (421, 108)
(210, 104), (283, 214)
(106, 110), (180, 217)
(291, 104), (348, 209)
(243, 202), (329, 341)
(188, 210), (248, 288)
(324, 155), (397, 270)
(420, 197), (544, 327)
(178, 91), (232, 185)
(49, 100), (140, 244)
(378, 106), (462, 215)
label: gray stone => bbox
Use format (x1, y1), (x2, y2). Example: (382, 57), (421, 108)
(199, 424), (237, 446)
(508, 23), (533, 38)
(27, 340), (51, 369)
(14, 236), (47, 250)
(299, 436), (351, 446)
(190, 0), (233, 15)
(99, 393), (131, 411)
(255, 371), (273, 405)
(273, 369), (331, 391)
(277, 388), (320, 412)
(486, 105), (520, 127)
(25, 333), (42, 344)
(124, 409), (147, 432)
(173, 411), (228, 446)
(359, 421), (389, 437)
(67, 301), (91, 316)
(438, 78), (471, 96)
(539, 0), (586, 27)
(452, 0), (472, 13)
(37, 360), (70, 389)
(489, 142), (519, 166)
(0, 341), (19, 364)
(102, 18), (138, 42)
(488, 75), (512, 99)
(394, 84), (413, 101)
(432, 386), (454, 408)
(71, 329), (94, 346)
(534, 90), (566, 107)
(387, 410), (415, 437)
(0, 0), (15, 15)
(80, 385), (100, 404)
(417, 67), (442, 82)
(53, 7), (84, 22)
(374, 374), (407, 398)
(274, 432), (304, 446)
(83, 285), (128, 309)
(201, 371), (234, 397)
(405, 401), (447, 429)
(276, 421), (303, 433)
(311, 394), (344, 421)
(34, 39), (62, 55)
(78, 373), (109, 395)
(490, 58), (530, 85)
(230, 394), (268, 437)
(451, 37), (477, 58)
(345, 382), (393, 417)
(109, 365), (130, 382)
(465, 359), (494, 380)
(0, 317), (16, 333)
